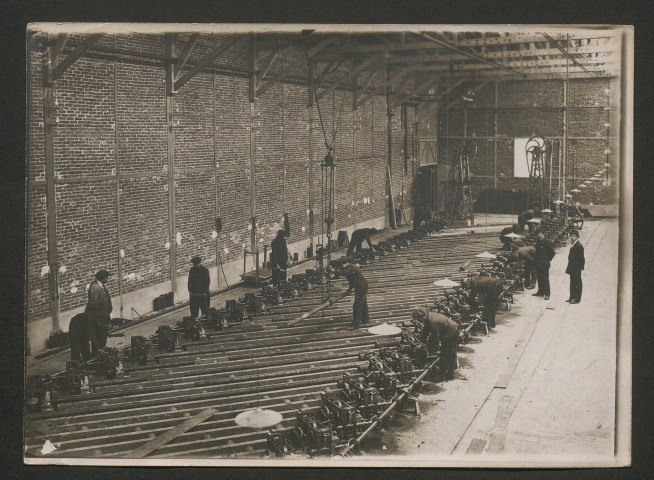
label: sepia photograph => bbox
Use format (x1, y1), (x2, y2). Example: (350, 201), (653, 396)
(23, 23), (632, 468)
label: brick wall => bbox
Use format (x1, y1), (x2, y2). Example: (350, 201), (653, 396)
(26, 34), (399, 329)
(436, 78), (618, 210)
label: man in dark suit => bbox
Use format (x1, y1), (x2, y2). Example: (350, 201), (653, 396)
(533, 229), (555, 300)
(346, 227), (378, 257)
(412, 307), (459, 380)
(188, 256), (210, 318)
(565, 230), (585, 304)
(70, 269), (112, 360)
(343, 263), (370, 328)
(271, 230), (292, 285)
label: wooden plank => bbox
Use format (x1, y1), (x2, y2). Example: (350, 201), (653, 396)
(465, 438), (487, 454)
(495, 307), (545, 389)
(174, 35), (242, 91)
(173, 33), (200, 79)
(123, 408), (215, 458)
(486, 395), (514, 454)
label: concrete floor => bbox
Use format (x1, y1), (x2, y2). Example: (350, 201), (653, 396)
(354, 217), (622, 467)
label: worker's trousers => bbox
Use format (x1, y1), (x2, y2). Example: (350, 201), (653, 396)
(352, 290), (370, 327)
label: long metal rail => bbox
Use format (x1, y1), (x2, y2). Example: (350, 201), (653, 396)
(25, 231), (506, 459)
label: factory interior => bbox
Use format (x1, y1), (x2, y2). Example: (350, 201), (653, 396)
(23, 24), (632, 467)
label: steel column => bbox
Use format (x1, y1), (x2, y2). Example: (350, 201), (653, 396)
(493, 82), (498, 189)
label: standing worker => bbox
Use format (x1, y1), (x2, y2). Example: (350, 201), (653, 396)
(271, 229), (292, 285)
(188, 256), (210, 318)
(516, 245), (537, 289)
(462, 275), (504, 328)
(346, 227), (378, 257)
(343, 263), (370, 329)
(533, 229), (555, 300)
(412, 307), (459, 381)
(70, 269), (112, 361)
(565, 229), (585, 304)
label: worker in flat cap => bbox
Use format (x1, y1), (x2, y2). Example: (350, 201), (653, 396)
(533, 228), (555, 300)
(461, 275), (504, 328)
(70, 270), (112, 361)
(565, 229), (585, 304)
(271, 229), (293, 286)
(412, 307), (459, 381)
(346, 227), (378, 257)
(188, 256), (210, 318)
(343, 262), (370, 328)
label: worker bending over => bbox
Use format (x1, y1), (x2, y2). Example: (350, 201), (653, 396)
(412, 307), (459, 381)
(462, 275), (504, 328)
(343, 263), (370, 328)
(499, 223), (521, 250)
(517, 206), (541, 232)
(515, 245), (536, 289)
(346, 227), (378, 257)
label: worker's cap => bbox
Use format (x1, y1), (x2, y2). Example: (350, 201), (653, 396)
(569, 229), (580, 237)
(277, 229), (288, 237)
(411, 306), (428, 319)
(370, 228), (379, 234)
(191, 256), (202, 265)
(460, 277), (471, 288)
(95, 269), (111, 280)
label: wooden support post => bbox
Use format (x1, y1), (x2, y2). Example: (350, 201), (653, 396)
(249, 35), (257, 255)
(562, 79), (568, 213)
(166, 35), (178, 295)
(493, 82), (498, 190)
(113, 58), (124, 317)
(386, 68), (397, 230)
(42, 39), (60, 331)
(308, 61), (315, 252)
(213, 70), (221, 288)
(352, 74), (358, 227)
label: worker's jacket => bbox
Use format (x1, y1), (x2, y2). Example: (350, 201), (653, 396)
(534, 238), (555, 268)
(421, 312), (459, 345)
(344, 265), (368, 294)
(271, 235), (290, 270)
(517, 246), (536, 264)
(86, 280), (113, 314)
(188, 264), (210, 295)
(469, 275), (503, 301)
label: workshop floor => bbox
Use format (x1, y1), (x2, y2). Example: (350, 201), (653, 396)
(356, 217), (622, 467)
(24, 215), (624, 467)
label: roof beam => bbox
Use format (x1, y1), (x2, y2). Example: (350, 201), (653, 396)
(417, 32), (527, 77)
(50, 34), (103, 82)
(358, 66), (415, 107)
(50, 33), (70, 65)
(541, 32), (591, 74)
(384, 47), (615, 64)
(450, 32), (617, 47)
(257, 47), (280, 83)
(173, 33), (200, 79)
(315, 52), (384, 101)
(174, 34), (243, 92)
(256, 36), (341, 98)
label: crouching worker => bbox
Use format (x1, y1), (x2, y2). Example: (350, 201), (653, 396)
(412, 307), (459, 381)
(462, 275), (504, 328)
(346, 227), (378, 257)
(343, 263), (369, 329)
